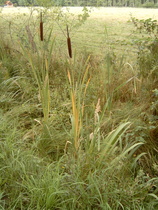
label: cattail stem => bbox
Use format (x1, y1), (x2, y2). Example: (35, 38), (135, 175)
(67, 25), (72, 58)
(40, 12), (43, 41)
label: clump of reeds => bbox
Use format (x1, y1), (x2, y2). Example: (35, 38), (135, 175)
(20, 11), (55, 124)
(67, 58), (90, 155)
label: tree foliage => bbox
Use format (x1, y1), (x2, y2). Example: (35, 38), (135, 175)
(1, 0), (158, 7)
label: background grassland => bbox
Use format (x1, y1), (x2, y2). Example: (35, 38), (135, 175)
(0, 7), (158, 209)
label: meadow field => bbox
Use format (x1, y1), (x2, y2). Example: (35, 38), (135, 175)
(2, 6), (158, 59)
(0, 7), (158, 209)
(2, 6), (158, 19)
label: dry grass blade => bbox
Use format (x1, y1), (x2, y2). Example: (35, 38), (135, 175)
(71, 91), (81, 151)
(40, 73), (50, 123)
(67, 61), (90, 154)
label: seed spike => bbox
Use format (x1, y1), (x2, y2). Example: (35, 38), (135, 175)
(40, 12), (43, 41)
(67, 25), (72, 58)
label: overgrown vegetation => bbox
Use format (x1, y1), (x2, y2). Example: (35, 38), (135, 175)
(131, 16), (158, 81)
(0, 6), (158, 209)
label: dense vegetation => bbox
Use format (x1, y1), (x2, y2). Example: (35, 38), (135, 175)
(1, 0), (158, 7)
(0, 6), (158, 209)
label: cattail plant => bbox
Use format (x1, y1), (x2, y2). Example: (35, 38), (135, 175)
(67, 25), (72, 58)
(67, 58), (90, 155)
(20, 10), (57, 123)
(40, 12), (44, 41)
